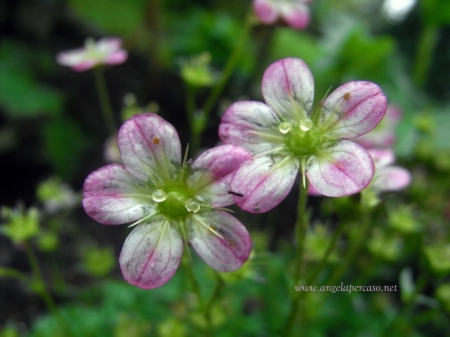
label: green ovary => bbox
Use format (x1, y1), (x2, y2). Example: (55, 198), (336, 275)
(157, 186), (193, 219)
(287, 126), (322, 157)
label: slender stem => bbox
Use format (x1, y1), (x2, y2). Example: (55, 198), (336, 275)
(327, 210), (371, 286)
(381, 270), (429, 336)
(292, 179), (309, 284)
(182, 256), (214, 336)
(281, 221), (345, 337)
(93, 66), (116, 134)
(413, 25), (439, 88)
(201, 11), (253, 122)
(185, 85), (200, 154)
(25, 243), (71, 335)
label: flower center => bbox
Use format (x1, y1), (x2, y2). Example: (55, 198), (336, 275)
(152, 186), (200, 219)
(286, 118), (322, 157)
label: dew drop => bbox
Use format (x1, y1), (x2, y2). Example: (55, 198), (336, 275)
(279, 122), (293, 134)
(185, 199), (200, 213)
(300, 117), (313, 131)
(152, 189), (168, 202)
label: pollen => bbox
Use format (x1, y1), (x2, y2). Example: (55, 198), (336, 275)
(152, 136), (160, 145)
(343, 92), (351, 100)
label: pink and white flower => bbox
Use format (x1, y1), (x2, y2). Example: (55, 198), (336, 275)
(367, 148), (411, 192)
(353, 105), (402, 149)
(83, 113), (252, 289)
(253, 0), (311, 30)
(56, 37), (128, 72)
(219, 58), (387, 213)
(309, 148), (411, 196)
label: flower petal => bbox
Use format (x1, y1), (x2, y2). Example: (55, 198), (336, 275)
(83, 164), (156, 225)
(372, 167), (411, 192)
(368, 148), (395, 168)
(280, 3), (310, 30)
(97, 38), (123, 54)
(119, 216), (183, 289)
(318, 81), (387, 139)
(231, 154), (299, 213)
(105, 50), (128, 65)
(187, 211), (251, 271)
(188, 145), (252, 206)
(219, 101), (285, 153)
(253, 0), (278, 24)
(118, 113), (182, 183)
(262, 58), (314, 121)
(307, 140), (374, 196)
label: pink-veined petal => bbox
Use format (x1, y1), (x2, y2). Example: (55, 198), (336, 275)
(262, 58), (314, 121)
(253, 0), (279, 24)
(56, 49), (87, 67)
(231, 154), (299, 213)
(118, 113), (182, 183)
(120, 216), (183, 289)
(219, 101), (286, 153)
(83, 164), (156, 225)
(97, 38), (123, 53)
(187, 211), (252, 271)
(281, 3), (310, 30)
(372, 166), (411, 192)
(187, 145), (252, 207)
(307, 140), (374, 196)
(104, 50), (128, 65)
(72, 60), (97, 71)
(368, 148), (395, 168)
(318, 81), (387, 139)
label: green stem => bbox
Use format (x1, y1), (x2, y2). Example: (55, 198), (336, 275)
(292, 179), (309, 284)
(413, 26), (439, 88)
(200, 11), (253, 125)
(93, 66), (116, 134)
(25, 243), (71, 335)
(185, 85), (201, 154)
(182, 256), (213, 336)
(381, 270), (429, 336)
(281, 221), (345, 337)
(327, 210), (371, 286)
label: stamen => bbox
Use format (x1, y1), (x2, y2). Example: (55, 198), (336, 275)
(185, 198), (200, 213)
(279, 122), (293, 134)
(152, 189), (168, 202)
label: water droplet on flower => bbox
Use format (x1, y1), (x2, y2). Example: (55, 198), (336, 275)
(185, 199), (200, 213)
(152, 189), (168, 202)
(300, 117), (313, 131)
(279, 122), (293, 134)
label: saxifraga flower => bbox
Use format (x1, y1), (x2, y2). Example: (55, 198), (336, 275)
(56, 37), (128, 72)
(83, 114), (252, 289)
(219, 58), (387, 213)
(253, 0), (312, 30)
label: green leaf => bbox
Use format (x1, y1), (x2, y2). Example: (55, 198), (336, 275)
(68, 0), (147, 35)
(0, 41), (63, 118)
(43, 116), (88, 180)
(421, 0), (450, 27)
